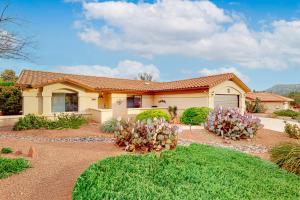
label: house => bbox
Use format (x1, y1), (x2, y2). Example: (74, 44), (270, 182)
(15, 70), (250, 124)
(246, 92), (294, 113)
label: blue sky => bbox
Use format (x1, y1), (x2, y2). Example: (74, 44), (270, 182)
(1, 0), (300, 90)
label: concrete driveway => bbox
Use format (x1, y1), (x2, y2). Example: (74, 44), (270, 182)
(259, 117), (300, 132)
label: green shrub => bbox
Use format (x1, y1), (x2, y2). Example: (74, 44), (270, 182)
(284, 122), (300, 139)
(13, 113), (87, 131)
(270, 143), (300, 176)
(0, 157), (30, 179)
(0, 86), (22, 115)
(0, 81), (15, 86)
(101, 118), (126, 133)
(273, 109), (299, 118)
(136, 109), (170, 122)
(73, 144), (300, 200)
(180, 107), (210, 125)
(114, 118), (179, 152)
(1, 147), (13, 154)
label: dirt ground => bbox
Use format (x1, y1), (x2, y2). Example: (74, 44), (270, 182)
(0, 123), (299, 200)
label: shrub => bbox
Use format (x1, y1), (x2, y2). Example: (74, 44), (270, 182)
(273, 109), (299, 118)
(136, 109), (170, 122)
(168, 106), (178, 122)
(1, 147), (13, 154)
(13, 113), (87, 131)
(205, 107), (263, 140)
(270, 143), (300, 176)
(0, 157), (30, 179)
(114, 118), (179, 152)
(180, 107), (210, 125)
(284, 122), (300, 139)
(73, 144), (300, 200)
(0, 81), (15, 86)
(246, 98), (265, 113)
(0, 86), (22, 115)
(101, 118), (126, 133)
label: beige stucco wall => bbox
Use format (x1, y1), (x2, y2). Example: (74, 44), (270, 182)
(142, 95), (154, 107)
(22, 82), (99, 115)
(153, 92), (209, 115)
(261, 102), (289, 113)
(209, 80), (246, 113)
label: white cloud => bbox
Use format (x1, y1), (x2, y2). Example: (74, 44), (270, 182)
(198, 67), (249, 82)
(73, 0), (300, 70)
(54, 60), (160, 80)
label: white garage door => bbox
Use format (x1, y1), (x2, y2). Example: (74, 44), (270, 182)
(214, 95), (239, 108)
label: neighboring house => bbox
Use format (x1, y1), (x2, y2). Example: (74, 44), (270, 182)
(246, 92), (294, 113)
(15, 70), (250, 123)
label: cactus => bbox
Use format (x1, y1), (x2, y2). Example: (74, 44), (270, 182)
(114, 118), (180, 152)
(205, 107), (263, 140)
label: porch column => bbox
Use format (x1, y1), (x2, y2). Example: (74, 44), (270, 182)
(42, 95), (52, 115)
(22, 89), (40, 115)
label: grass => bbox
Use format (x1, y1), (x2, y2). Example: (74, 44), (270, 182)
(73, 144), (300, 200)
(0, 157), (30, 179)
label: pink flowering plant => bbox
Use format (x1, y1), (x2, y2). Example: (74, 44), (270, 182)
(205, 107), (263, 140)
(114, 118), (180, 152)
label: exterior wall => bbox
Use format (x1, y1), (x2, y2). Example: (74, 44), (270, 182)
(88, 108), (112, 123)
(153, 92), (209, 115)
(209, 80), (246, 112)
(262, 102), (289, 113)
(142, 95), (154, 107)
(127, 107), (168, 119)
(98, 93), (112, 109)
(22, 82), (99, 115)
(111, 93), (128, 118)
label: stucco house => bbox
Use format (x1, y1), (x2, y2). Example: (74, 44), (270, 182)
(15, 70), (250, 124)
(246, 92), (294, 113)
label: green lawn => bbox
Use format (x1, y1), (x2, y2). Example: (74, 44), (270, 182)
(0, 157), (30, 179)
(73, 144), (300, 200)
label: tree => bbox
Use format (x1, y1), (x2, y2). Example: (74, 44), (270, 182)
(0, 69), (17, 82)
(0, 3), (32, 60)
(0, 86), (22, 115)
(288, 92), (300, 108)
(137, 72), (153, 81)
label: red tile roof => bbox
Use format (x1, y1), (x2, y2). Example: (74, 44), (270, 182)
(246, 92), (294, 102)
(16, 70), (251, 93)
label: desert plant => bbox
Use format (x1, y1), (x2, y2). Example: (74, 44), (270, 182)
(114, 118), (179, 152)
(13, 113), (87, 131)
(101, 118), (126, 133)
(284, 122), (300, 139)
(273, 109), (299, 118)
(180, 107), (210, 125)
(270, 143), (300, 176)
(205, 107), (263, 140)
(136, 109), (170, 122)
(168, 106), (178, 122)
(0, 86), (22, 115)
(246, 98), (265, 113)
(1, 147), (13, 154)
(0, 157), (30, 179)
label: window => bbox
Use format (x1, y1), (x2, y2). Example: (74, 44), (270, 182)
(52, 93), (78, 112)
(127, 95), (142, 108)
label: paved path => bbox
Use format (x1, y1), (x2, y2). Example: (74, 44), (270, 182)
(259, 117), (300, 132)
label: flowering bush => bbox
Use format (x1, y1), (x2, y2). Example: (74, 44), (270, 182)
(205, 107), (263, 140)
(114, 118), (180, 152)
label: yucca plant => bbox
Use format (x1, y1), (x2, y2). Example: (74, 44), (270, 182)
(270, 143), (300, 175)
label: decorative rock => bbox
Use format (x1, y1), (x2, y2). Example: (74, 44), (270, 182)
(15, 150), (23, 155)
(27, 146), (37, 158)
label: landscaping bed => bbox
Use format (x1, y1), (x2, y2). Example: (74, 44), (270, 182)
(73, 144), (300, 200)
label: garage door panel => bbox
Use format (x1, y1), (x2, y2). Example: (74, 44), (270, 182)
(214, 95), (239, 108)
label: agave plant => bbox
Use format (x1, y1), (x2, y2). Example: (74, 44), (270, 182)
(114, 118), (180, 152)
(205, 107), (263, 140)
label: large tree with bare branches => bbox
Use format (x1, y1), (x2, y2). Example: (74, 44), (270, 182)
(0, 3), (31, 60)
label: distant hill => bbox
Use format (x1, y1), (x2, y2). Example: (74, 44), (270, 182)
(265, 84), (300, 96)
